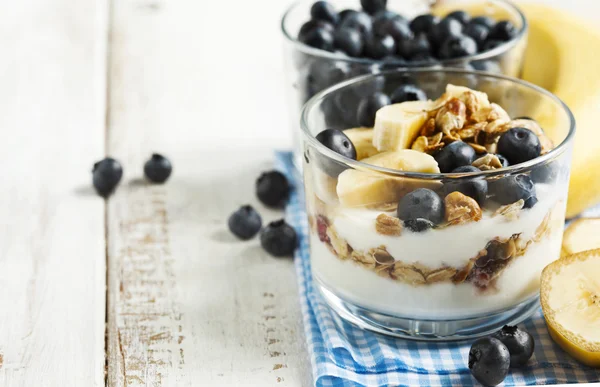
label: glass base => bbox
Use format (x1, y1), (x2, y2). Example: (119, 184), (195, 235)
(316, 280), (540, 341)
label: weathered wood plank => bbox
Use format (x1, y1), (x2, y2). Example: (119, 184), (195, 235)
(0, 0), (108, 386)
(105, 0), (311, 383)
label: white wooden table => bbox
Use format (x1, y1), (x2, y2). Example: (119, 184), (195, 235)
(0, 0), (598, 386)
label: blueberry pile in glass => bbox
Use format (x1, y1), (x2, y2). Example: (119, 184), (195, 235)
(298, 0), (517, 63)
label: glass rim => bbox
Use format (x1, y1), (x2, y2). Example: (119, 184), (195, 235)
(280, 0), (529, 67)
(300, 68), (576, 180)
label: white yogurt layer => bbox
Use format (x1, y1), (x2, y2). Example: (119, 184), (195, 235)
(311, 184), (567, 319)
(332, 184), (558, 268)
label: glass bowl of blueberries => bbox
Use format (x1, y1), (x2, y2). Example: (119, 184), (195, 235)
(300, 68), (574, 340)
(282, 0), (528, 170)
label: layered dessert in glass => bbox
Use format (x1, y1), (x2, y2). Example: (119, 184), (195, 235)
(301, 70), (575, 340)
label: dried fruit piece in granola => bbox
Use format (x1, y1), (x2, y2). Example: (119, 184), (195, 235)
(375, 214), (403, 236)
(444, 191), (483, 225)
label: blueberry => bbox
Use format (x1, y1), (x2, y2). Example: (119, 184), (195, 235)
(397, 34), (431, 59)
(144, 153), (172, 183)
(361, 0), (387, 16)
(364, 34), (396, 59)
(488, 20), (517, 41)
(445, 165), (488, 205)
(256, 171), (290, 207)
(374, 18), (413, 41)
(482, 39), (504, 52)
(299, 27), (335, 51)
(524, 195), (538, 209)
(491, 174), (536, 206)
(496, 154), (510, 168)
(378, 55), (406, 69)
(338, 9), (356, 22)
(434, 142), (476, 173)
(298, 19), (334, 40)
(403, 218), (435, 233)
(428, 17), (463, 47)
(338, 11), (373, 37)
(228, 205), (262, 240)
(315, 129), (357, 176)
(333, 27), (363, 56)
(464, 23), (489, 48)
(469, 16), (495, 29)
(497, 128), (541, 165)
(492, 325), (535, 368)
(438, 35), (478, 59)
(260, 220), (297, 257)
(531, 163), (559, 183)
(92, 157), (123, 197)
(357, 92), (391, 127)
(390, 84), (427, 103)
(410, 14), (440, 35)
(446, 10), (470, 25)
(307, 59), (351, 91)
(469, 337), (510, 387)
(310, 1), (339, 25)
(398, 188), (445, 225)
(409, 52), (439, 65)
(471, 59), (501, 73)
(373, 10), (404, 24)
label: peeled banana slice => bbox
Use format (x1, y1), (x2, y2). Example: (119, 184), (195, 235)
(373, 101), (435, 152)
(336, 150), (440, 207)
(541, 249), (600, 367)
(562, 218), (600, 256)
(344, 127), (378, 160)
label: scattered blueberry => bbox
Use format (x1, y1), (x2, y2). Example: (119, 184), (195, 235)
(446, 10), (470, 25)
(390, 84), (427, 103)
(92, 157), (123, 197)
(469, 16), (495, 29)
(434, 142), (476, 173)
(492, 325), (535, 368)
(357, 92), (391, 127)
(464, 23), (489, 48)
(228, 205), (262, 240)
(488, 20), (517, 41)
(403, 218), (435, 233)
(339, 10), (373, 36)
(260, 220), (297, 257)
(374, 17), (413, 41)
(364, 34), (396, 59)
(360, 0), (387, 16)
(496, 154), (510, 168)
(497, 128), (541, 165)
(410, 14), (440, 35)
(445, 165), (488, 205)
(491, 174), (536, 206)
(482, 39), (504, 52)
(428, 17), (463, 47)
(310, 1), (339, 25)
(299, 27), (335, 51)
(144, 153), (172, 183)
(298, 19), (334, 40)
(256, 171), (290, 208)
(397, 34), (431, 59)
(438, 35), (478, 59)
(398, 188), (445, 225)
(315, 129), (357, 176)
(333, 27), (364, 56)
(469, 337), (510, 387)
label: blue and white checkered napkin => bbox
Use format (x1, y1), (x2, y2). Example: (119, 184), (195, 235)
(275, 152), (600, 387)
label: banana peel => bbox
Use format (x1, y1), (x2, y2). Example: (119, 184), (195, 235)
(520, 3), (600, 218)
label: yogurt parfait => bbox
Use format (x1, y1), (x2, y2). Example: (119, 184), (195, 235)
(301, 70), (575, 340)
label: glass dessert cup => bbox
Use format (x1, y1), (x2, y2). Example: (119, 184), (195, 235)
(301, 69), (575, 340)
(282, 0), (529, 172)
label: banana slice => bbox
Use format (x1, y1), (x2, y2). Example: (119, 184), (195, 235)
(337, 150), (440, 207)
(562, 218), (600, 256)
(344, 127), (378, 160)
(373, 101), (435, 152)
(541, 249), (600, 367)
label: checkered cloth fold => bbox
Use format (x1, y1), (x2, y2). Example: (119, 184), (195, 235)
(276, 152), (600, 387)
